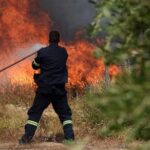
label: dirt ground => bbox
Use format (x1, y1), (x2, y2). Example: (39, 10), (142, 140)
(0, 137), (127, 150)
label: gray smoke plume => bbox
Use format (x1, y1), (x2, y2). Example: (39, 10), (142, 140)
(38, 0), (96, 41)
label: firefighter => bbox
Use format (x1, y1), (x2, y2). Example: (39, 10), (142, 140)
(19, 31), (75, 144)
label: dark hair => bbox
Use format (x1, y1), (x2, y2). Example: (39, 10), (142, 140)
(49, 31), (60, 43)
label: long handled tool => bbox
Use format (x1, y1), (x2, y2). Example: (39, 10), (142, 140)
(0, 51), (38, 73)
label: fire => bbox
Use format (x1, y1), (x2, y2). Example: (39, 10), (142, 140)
(0, 0), (119, 88)
(109, 65), (121, 77)
(8, 61), (33, 85)
(0, 0), (49, 85)
(0, 0), (49, 61)
(65, 40), (105, 89)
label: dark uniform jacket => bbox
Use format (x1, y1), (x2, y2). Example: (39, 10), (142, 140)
(32, 43), (68, 92)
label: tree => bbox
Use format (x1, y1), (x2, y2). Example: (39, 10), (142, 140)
(86, 0), (150, 140)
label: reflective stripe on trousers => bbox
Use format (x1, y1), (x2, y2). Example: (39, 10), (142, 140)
(63, 120), (73, 127)
(26, 120), (38, 127)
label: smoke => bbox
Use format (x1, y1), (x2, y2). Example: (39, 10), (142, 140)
(16, 43), (46, 59)
(38, 0), (96, 41)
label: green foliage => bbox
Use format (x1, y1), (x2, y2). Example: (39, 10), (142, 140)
(85, 76), (150, 140)
(89, 0), (150, 68)
(86, 0), (150, 141)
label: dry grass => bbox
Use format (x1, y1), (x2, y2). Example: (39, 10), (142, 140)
(0, 83), (90, 142)
(0, 83), (148, 150)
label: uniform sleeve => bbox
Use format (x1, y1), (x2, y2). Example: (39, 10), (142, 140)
(32, 51), (41, 70)
(64, 48), (68, 59)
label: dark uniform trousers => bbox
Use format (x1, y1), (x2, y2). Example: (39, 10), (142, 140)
(24, 84), (74, 140)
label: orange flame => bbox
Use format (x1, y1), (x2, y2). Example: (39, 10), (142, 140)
(0, 0), (119, 88)
(65, 40), (105, 89)
(0, 0), (49, 85)
(109, 65), (121, 77)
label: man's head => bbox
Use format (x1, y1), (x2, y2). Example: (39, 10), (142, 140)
(49, 31), (60, 43)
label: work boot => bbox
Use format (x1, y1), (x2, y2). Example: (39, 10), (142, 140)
(63, 124), (75, 141)
(19, 135), (32, 145)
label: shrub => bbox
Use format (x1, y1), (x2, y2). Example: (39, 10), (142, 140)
(86, 0), (150, 141)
